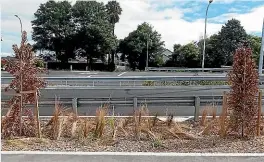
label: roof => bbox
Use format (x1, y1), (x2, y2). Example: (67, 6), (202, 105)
(160, 48), (173, 56)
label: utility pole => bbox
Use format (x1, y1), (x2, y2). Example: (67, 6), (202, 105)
(146, 37), (149, 71)
(146, 34), (151, 71)
(15, 14), (23, 136)
(258, 18), (264, 75)
(14, 15), (23, 34)
(202, 0), (213, 72)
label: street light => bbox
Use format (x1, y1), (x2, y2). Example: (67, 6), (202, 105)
(14, 14), (23, 136)
(201, 0), (213, 71)
(146, 34), (151, 71)
(14, 15), (23, 34)
(258, 18), (264, 75)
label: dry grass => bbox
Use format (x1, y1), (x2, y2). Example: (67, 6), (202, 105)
(43, 99), (72, 139)
(200, 107), (209, 126)
(94, 106), (107, 138)
(211, 107), (217, 120)
(202, 119), (218, 135)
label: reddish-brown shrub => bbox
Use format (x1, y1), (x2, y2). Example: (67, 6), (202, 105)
(1, 31), (46, 138)
(227, 43), (259, 137)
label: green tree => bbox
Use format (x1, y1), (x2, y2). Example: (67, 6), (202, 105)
(119, 22), (164, 70)
(164, 44), (182, 67)
(198, 34), (223, 68)
(178, 43), (200, 68)
(106, 1), (122, 69)
(31, 0), (75, 63)
(247, 34), (262, 65)
(217, 19), (247, 66)
(72, 1), (116, 70)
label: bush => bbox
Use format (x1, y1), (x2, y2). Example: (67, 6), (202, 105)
(228, 44), (259, 137)
(35, 60), (45, 68)
(142, 80), (228, 86)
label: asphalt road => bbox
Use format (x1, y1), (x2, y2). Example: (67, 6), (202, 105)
(0, 86), (241, 116)
(1, 70), (227, 77)
(2, 153), (264, 162)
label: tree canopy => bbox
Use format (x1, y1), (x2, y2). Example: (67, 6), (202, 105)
(71, 1), (116, 69)
(217, 19), (248, 66)
(167, 18), (261, 68)
(32, 0), (119, 70)
(31, 0), (75, 62)
(31, 2), (262, 71)
(118, 22), (164, 70)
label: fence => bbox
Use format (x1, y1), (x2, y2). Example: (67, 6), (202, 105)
(2, 76), (264, 87)
(2, 95), (264, 121)
(146, 67), (264, 72)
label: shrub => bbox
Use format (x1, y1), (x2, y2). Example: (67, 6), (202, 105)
(35, 59), (45, 68)
(227, 43), (259, 137)
(2, 31), (46, 138)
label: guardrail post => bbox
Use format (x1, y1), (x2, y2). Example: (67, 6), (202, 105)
(72, 98), (78, 115)
(133, 97), (138, 109)
(194, 96), (200, 122)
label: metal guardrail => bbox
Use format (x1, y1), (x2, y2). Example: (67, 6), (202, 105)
(146, 67), (264, 72)
(1, 76), (230, 81)
(2, 76), (264, 87)
(147, 67), (232, 72)
(2, 96), (264, 120)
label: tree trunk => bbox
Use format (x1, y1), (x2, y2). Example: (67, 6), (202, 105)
(86, 55), (89, 71)
(89, 57), (93, 70)
(111, 24), (115, 65)
(108, 50), (111, 65)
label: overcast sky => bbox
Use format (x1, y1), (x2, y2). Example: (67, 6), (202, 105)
(1, 0), (264, 56)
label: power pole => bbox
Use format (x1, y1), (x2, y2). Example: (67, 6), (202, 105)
(258, 18), (264, 75)
(202, 0), (213, 72)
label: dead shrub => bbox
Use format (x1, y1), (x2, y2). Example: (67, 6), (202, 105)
(2, 31), (46, 139)
(227, 44), (259, 137)
(44, 100), (68, 140)
(94, 106), (107, 138)
(131, 105), (158, 140)
(200, 107), (209, 126)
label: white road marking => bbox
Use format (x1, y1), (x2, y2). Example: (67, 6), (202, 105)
(118, 72), (127, 76)
(2, 151), (264, 156)
(79, 73), (98, 75)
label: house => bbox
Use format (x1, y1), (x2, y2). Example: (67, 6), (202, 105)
(160, 48), (173, 63)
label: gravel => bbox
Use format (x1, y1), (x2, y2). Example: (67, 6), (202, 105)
(3, 136), (264, 153)
(2, 118), (264, 153)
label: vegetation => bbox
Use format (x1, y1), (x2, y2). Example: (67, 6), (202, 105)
(106, 0), (123, 71)
(2, 31), (46, 138)
(167, 19), (261, 68)
(118, 22), (165, 70)
(32, 0), (118, 70)
(142, 80), (228, 86)
(30, 0), (262, 71)
(227, 42), (259, 137)
(2, 1), (264, 153)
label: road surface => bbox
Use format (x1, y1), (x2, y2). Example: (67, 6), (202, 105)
(2, 152), (264, 162)
(1, 70), (227, 77)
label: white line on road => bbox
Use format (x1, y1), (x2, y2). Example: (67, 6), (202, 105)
(79, 73), (98, 75)
(117, 72), (127, 76)
(2, 151), (264, 156)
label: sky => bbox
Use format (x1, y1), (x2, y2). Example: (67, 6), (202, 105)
(1, 0), (264, 57)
